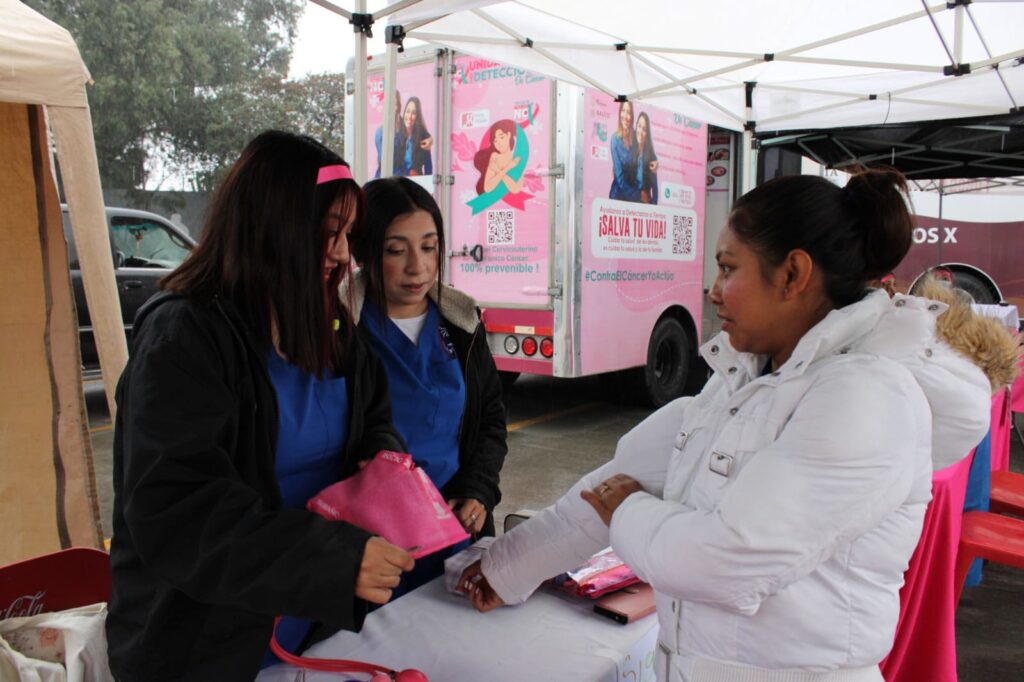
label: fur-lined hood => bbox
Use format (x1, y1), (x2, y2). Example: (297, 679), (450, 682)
(338, 270), (481, 334)
(915, 277), (1022, 393)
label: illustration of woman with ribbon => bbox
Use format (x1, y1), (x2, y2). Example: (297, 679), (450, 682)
(468, 117), (534, 215)
(475, 120), (523, 195)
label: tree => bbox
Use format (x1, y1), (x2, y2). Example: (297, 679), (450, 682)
(25, 0), (320, 191)
(172, 71), (346, 191)
(287, 72), (346, 160)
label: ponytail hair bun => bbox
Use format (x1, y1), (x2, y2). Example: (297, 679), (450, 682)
(843, 168), (913, 280)
(728, 168), (914, 307)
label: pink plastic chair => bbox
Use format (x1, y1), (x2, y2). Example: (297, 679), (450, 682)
(954, 512), (1024, 606)
(990, 470), (1024, 517)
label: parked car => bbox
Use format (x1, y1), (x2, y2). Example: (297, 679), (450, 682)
(62, 205), (196, 374)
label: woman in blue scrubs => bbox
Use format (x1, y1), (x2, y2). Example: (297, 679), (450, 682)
(346, 176), (508, 597)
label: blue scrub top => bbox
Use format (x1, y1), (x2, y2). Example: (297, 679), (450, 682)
(362, 301), (466, 491)
(609, 133), (640, 202)
(261, 350), (350, 669)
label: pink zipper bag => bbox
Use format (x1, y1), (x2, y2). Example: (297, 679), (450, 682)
(306, 451), (470, 559)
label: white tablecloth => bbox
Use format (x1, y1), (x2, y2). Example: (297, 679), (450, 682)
(970, 303), (1020, 330)
(257, 578), (659, 682)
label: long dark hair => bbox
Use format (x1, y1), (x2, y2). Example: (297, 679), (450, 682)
(354, 177), (445, 316)
(616, 100), (634, 148)
(728, 169), (913, 307)
(161, 130), (362, 376)
(636, 111), (656, 190)
(398, 96), (431, 174)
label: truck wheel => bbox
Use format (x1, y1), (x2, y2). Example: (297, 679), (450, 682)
(638, 317), (691, 408)
(952, 271), (997, 304)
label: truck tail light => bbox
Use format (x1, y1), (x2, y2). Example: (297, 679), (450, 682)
(503, 335), (519, 355)
(540, 338), (554, 358)
(521, 337), (538, 357)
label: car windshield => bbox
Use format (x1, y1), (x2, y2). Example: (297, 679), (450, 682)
(110, 217), (192, 268)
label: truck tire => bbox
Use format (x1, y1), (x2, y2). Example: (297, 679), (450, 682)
(638, 317), (691, 407)
(952, 271), (997, 304)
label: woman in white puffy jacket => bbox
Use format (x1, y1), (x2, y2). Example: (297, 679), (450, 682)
(460, 170), (991, 682)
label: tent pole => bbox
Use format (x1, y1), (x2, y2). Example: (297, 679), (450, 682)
(741, 81), (757, 195)
(437, 47), (452, 272)
(381, 34), (399, 178)
(49, 107), (127, 417)
(741, 129), (757, 195)
(352, 0), (368, 183)
(954, 3), (964, 64)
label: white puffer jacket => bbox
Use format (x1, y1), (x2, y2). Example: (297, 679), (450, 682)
(482, 290), (990, 681)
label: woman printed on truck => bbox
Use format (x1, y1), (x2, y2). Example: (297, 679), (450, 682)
(461, 170), (992, 681)
(474, 118), (524, 195)
(398, 96), (433, 176)
(609, 99), (640, 202)
(106, 131), (414, 682)
(374, 92), (434, 178)
(347, 176), (508, 599)
(635, 111), (659, 204)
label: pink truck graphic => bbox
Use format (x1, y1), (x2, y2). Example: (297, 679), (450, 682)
(351, 48), (710, 405)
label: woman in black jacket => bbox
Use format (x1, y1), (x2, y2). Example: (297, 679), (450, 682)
(106, 131), (414, 681)
(344, 176), (508, 597)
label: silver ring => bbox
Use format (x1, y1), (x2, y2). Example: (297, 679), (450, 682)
(599, 484), (611, 495)
(470, 514), (477, 521)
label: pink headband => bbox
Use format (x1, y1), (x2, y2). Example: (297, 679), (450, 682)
(317, 164), (354, 184)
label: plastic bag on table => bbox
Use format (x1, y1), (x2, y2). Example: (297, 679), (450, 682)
(551, 547), (640, 599)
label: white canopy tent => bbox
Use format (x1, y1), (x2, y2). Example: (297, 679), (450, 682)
(380, 0), (1024, 189)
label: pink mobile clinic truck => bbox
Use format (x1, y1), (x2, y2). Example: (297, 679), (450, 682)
(348, 48), (709, 406)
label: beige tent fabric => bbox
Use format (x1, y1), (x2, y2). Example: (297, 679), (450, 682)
(0, 0), (124, 415)
(0, 0), (91, 108)
(0, 102), (102, 564)
(0, 0), (110, 563)
(51, 106), (129, 414)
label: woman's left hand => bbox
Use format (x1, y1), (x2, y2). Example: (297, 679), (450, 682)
(449, 498), (486, 534)
(421, 135), (434, 150)
(580, 474), (643, 526)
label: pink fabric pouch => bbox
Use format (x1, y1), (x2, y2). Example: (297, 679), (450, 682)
(307, 451), (469, 559)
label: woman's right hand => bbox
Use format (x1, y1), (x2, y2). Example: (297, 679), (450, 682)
(459, 560), (506, 612)
(356, 537), (415, 604)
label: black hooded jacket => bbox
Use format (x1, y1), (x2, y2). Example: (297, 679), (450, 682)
(105, 292), (404, 681)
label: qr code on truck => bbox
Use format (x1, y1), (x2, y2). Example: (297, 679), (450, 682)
(672, 215), (694, 255)
(486, 209), (515, 245)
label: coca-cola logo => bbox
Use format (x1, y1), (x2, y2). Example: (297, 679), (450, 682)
(2, 590), (46, 619)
